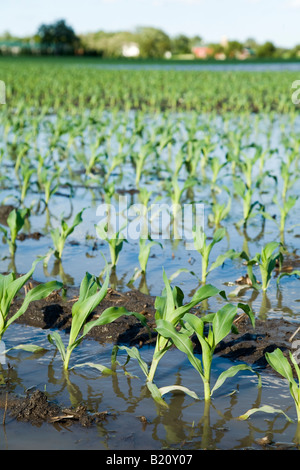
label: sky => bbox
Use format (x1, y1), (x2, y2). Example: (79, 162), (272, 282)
(0, 0), (299, 48)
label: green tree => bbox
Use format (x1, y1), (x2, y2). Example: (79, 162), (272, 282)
(225, 40), (243, 58)
(256, 41), (276, 58)
(36, 19), (79, 54)
(171, 34), (191, 55)
(136, 27), (171, 58)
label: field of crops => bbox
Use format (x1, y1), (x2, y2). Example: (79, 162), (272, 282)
(1, 57), (300, 450)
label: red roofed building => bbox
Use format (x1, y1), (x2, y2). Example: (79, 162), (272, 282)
(192, 46), (213, 59)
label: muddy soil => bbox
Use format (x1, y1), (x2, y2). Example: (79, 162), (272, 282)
(1, 275), (300, 428)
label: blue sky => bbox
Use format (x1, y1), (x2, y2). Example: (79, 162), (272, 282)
(0, 0), (299, 47)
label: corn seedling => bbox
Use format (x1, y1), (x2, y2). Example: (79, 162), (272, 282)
(208, 192), (231, 228)
(240, 241), (283, 291)
(0, 207), (29, 256)
(262, 194), (298, 244)
(114, 270), (225, 384)
(193, 226), (238, 284)
(280, 160), (298, 203)
(239, 348), (300, 423)
(113, 270), (228, 405)
(233, 177), (263, 228)
(48, 270), (147, 370)
(19, 162), (35, 205)
(95, 221), (127, 269)
(50, 208), (85, 260)
(155, 302), (260, 402)
(0, 258), (62, 341)
(130, 237), (162, 284)
(38, 168), (60, 206)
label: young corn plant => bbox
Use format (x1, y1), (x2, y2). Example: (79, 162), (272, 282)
(19, 162), (35, 205)
(0, 258), (62, 341)
(112, 270), (226, 403)
(262, 194), (298, 245)
(0, 207), (30, 256)
(95, 221), (127, 269)
(233, 177), (263, 228)
(239, 348), (300, 424)
(266, 349), (300, 422)
(193, 226), (238, 284)
(130, 237), (162, 283)
(155, 302), (260, 402)
(240, 241), (283, 291)
(38, 168), (60, 207)
(208, 194), (232, 229)
(50, 208), (85, 260)
(48, 270), (147, 370)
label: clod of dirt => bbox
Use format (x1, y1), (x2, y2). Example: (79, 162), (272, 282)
(17, 232), (44, 241)
(0, 204), (15, 226)
(235, 274), (260, 286)
(1, 390), (110, 427)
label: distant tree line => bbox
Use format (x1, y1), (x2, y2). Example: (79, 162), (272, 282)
(1, 19), (300, 60)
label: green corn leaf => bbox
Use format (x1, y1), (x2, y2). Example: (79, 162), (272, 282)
(207, 249), (238, 274)
(212, 303), (238, 346)
(155, 319), (204, 378)
(265, 348), (294, 383)
(261, 241), (280, 264)
(7, 280), (63, 328)
(48, 331), (66, 362)
(72, 362), (115, 375)
(159, 385), (199, 400)
(81, 307), (148, 340)
(113, 345), (149, 378)
(211, 364), (261, 396)
(171, 284), (222, 325)
(277, 270), (300, 285)
(238, 405), (293, 423)
(237, 302), (255, 328)
(146, 381), (169, 408)
(70, 271), (110, 345)
(4, 344), (48, 354)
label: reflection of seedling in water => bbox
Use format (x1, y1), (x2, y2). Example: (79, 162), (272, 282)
(48, 268), (147, 370)
(0, 207), (29, 256)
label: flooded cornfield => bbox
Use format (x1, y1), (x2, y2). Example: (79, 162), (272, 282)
(0, 57), (300, 450)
